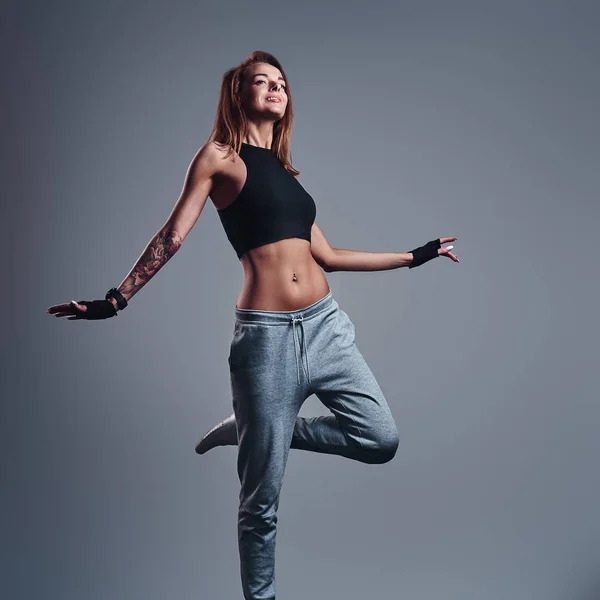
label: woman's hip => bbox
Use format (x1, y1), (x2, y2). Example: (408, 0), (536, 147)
(228, 291), (353, 388)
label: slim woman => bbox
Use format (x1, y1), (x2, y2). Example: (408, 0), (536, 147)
(48, 50), (459, 600)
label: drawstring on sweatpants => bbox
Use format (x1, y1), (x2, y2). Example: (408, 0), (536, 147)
(291, 316), (311, 385)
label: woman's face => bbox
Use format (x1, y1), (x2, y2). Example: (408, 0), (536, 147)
(239, 62), (288, 120)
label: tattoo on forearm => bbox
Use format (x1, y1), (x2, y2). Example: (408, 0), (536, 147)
(118, 228), (183, 300)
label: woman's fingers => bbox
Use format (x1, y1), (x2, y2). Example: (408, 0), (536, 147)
(47, 302), (77, 313)
(46, 300), (87, 316)
(51, 308), (81, 317)
(47, 307), (77, 316)
(47, 303), (70, 314)
(438, 246), (459, 262)
(439, 236), (457, 244)
(437, 237), (459, 262)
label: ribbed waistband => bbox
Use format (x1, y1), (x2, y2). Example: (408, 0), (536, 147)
(234, 291), (334, 325)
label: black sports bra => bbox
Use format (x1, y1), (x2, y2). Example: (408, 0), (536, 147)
(216, 143), (316, 259)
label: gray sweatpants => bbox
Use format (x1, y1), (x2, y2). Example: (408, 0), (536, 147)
(229, 291), (399, 600)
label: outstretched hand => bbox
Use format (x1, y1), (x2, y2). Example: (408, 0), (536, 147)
(438, 237), (459, 263)
(46, 299), (117, 320)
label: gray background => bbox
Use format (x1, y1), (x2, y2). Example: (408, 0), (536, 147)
(5, 1), (600, 599)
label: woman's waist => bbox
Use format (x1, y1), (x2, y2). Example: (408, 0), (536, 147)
(236, 268), (331, 311)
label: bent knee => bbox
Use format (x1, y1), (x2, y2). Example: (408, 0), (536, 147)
(382, 428), (400, 462)
(369, 426), (399, 464)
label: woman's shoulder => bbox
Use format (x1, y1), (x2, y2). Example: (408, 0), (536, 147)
(190, 139), (239, 178)
(196, 139), (233, 161)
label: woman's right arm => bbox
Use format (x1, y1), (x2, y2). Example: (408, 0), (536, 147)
(47, 142), (222, 319)
(104, 142), (221, 311)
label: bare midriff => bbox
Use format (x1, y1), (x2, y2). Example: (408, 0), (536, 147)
(210, 143), (330, 311)
(236, 238), (331, 311)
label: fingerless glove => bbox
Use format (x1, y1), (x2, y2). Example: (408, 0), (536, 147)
(74, 299), (118, 320)
(408, 239), (441, 268)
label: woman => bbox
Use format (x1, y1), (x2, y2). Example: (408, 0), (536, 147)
(47, 50), (459, 600)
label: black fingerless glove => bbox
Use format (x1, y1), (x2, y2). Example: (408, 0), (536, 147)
(74, 299), (118, 320)
(408, 239), (441, 268)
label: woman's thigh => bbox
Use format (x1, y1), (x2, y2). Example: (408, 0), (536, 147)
(308, 305), (399, 454)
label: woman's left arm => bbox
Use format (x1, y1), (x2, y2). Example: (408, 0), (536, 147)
(328, 248), (414, 272)
(310, 223), (458, 272)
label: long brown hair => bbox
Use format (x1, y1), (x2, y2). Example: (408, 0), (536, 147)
(208, 50), (299, 177)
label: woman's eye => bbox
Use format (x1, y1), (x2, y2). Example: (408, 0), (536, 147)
(256, 80), (286, 90)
